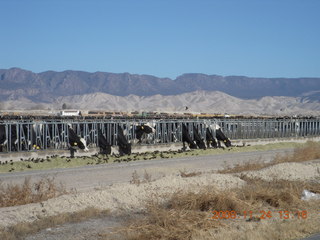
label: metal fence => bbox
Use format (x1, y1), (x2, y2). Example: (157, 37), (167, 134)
(0, 118), (320, 153)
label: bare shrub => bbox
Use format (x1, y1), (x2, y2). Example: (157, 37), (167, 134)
(0, 177), (67, 207)
(143, 170), (152, 183)
(130, 170), (153, 186)
(129, 170), (141, 185)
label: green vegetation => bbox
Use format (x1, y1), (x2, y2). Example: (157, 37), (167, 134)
(0, 141), (311, 173)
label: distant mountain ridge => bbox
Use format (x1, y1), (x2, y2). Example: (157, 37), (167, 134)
(0, 68), (320, 102)
(1, 91), (320, 116)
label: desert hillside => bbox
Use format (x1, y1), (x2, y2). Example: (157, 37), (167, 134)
(1, 90), (320, 116)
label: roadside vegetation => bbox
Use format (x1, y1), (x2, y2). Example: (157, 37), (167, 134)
(108, 177), (320, 240)
(0, 176), (67, 208)
(105, 141), (320, 240)
(219, 141), (320, 174)
(0, 141), (305, 173)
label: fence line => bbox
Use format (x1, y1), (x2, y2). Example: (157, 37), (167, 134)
(0, 118), (320, 152)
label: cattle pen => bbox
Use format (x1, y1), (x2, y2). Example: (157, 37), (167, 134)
(1, 116), (320, 154)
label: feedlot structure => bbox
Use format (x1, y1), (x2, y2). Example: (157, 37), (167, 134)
(0, 117), (320, 153)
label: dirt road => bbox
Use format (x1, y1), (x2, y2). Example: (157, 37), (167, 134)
(0, 148), (293, 191)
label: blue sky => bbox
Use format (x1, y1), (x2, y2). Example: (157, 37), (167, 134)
(1, 0), (319, 79)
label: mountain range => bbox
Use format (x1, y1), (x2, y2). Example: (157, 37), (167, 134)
(0, 68), (319, 115)
(1, 68), (320, 101)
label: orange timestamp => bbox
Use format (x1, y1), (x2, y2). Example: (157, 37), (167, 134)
(211, 210), (308, 220)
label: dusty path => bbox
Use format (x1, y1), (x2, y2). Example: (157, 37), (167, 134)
(0, 148), (293, 192)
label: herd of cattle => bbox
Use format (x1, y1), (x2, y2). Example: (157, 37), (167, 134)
(0, 121), (231, 156)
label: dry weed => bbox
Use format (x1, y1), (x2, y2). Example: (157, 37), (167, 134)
(218, 160), (267, 174)
(167, 188), (246, 212)
(113, 176), (320, 240)
(130, 170), (153, 186)
(115, 201), (221, 240)
(180, 170), (202, 178)
(0, 177), (67, 207)
(129, 170), (141, 185)
(274, 141), (320, 164)
(238, 177), (303, 210)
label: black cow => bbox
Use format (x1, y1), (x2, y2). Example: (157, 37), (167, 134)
(205, 127), (218, 148)
(117, 125), (131, 156)
(98, 128), (111, 155)
(135, 122), (155, 144)
(182, 124), (197, 150)
(0, 124), (7, 152)
(193, 126), (206, 149)
(209, 123), (232, 148)
(68, 125), (89, 151)
(216, 127), (232, 147)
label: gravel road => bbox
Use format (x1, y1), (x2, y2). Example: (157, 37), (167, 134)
(0, 148), (293, 192)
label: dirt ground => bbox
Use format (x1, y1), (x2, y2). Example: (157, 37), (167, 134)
(0, 145), (319, 240)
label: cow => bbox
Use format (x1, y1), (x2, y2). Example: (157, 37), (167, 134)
(182, 124), (197, 150)
(0, 124), (18, 152)
(117, 125), (131, 156)
(68, 125), (89, 151)
(0, 124), (7, 152)
(135, 122), (156, 144)
(193, 125), (206, 149)
(209, 123), (232, 148)
(205, 125), (218, 148)
(98, 128), (111, 155)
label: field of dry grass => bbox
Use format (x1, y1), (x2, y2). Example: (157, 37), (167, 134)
(107, 177), (319, 240)
(104, 141), (320, 240)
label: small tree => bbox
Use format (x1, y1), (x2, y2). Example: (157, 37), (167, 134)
(62, 103), (67, 110)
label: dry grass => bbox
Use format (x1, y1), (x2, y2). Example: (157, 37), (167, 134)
(0, 207), (109, 240)
(112, 202), (222, 240)
(274, 141), (320, 164)
(0, 177), (67, 207)
(219, 141), (320, 174)
(110, 177), (320, 240)
(238, 177), (320, 210)
(113, 141), (320, 240)
(129, 170), (153, 186)
(180, 170), (202, 178)
(198, 216), (320, 240)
